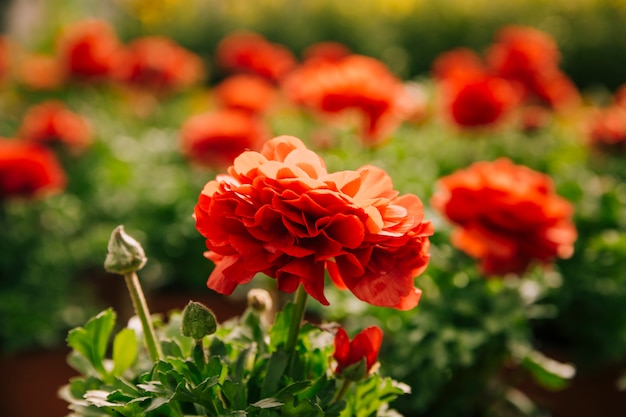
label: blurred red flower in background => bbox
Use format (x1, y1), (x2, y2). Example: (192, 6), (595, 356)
(302, 41), (352, 64)
(114, 36), (204, 93)
(486, 25), (580, 110)
(333, 326), (383, 380)
(213, 74), (277, 115)
(194, 135), (432, 309)
(57, 19), (123, 81)
(0, 139), (67, 200)
(431, 48), (486, 84)
(445, 75), (519, 128)
(585, 106), (626, 153)
(431, 158), (577, 276)
(0, 36), (11, 85)
(18, 101), (92, 150)
(180, 108), (269, 168)
(16, 53), (65, 90)
(283, 55), (418, 144)
(216, 31), (296, 82)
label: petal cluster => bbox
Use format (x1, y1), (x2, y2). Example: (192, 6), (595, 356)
(431, 159), (577, 275)
(194, 135), (432, 309)
(333, 326), (383, 379)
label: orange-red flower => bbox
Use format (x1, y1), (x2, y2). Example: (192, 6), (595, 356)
(18, 101), (92, 150)
(302, 41), (351, 64)
(57, 19), (123, 81)
(431, 47), (486, 84)
(114, 36), (204, 93)
(282, 55), (416, 144)
(180, 109), (269, 168)
(16, 53), (65, 90)
(431, 159), (576, 276)
(213, 74), (277, 115)
(585, 106), (626, 153)
(445, 75), (519, 128)
(0, 139), (66, 200)
(333, 326), (383, 379)
(216, 31), (296, 82)
(486, 25), (579, 110)
(194, 135), (432, 309)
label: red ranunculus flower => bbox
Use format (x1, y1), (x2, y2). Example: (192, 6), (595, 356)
(282, 55), (416, 144)
(216, 31), (296, 82)
(431, 158), (576, 276)
(585, 106), (626, 153)
(180, 109), (269, 168)
(445, 75), (519, 128)
(115, 36), (204, 93)
(194, 135), (432, 309)
(18, 101), (92, 150)
(16, 53), (65, 90)
(333, 326), (383, 379)
(57, 19), (123, 81)
(431, 47), (486, 83)
(213, 74), (277, 115)
(302, 41), (351, 64)
(486, 25), (579, 110)
(0, 139), (66, 199)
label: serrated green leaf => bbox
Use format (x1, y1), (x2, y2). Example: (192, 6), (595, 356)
(67, 309), (116, 376)
(113, 328), (138, 376)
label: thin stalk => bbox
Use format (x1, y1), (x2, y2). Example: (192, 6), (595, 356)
(332, 379), (353, 404)
(284, 285), (308, 354)
(124, 271), (162, 362)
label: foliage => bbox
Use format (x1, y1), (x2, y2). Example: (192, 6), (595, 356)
(61, 304), (408, 416)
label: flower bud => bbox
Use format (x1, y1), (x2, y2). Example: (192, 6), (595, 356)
(247, 288), (273, 313)
(104, 225), (147, 275)
(182, 301), (217, 340)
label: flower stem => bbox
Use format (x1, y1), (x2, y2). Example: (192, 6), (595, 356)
(285, 285), (308, 354)
(332, 379), (353, 404)
(124, 271), (162, 362)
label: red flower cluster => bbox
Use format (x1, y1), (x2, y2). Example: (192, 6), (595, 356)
(283, 54), (418, 144)
(57, 19), (123, 81)
(180, 109), (269, 168)
(114, 36), (204, 93)
(213, 74), (277, 115)
(194, 135), (432, 309)
(432, 25), (579, 129)
(333, 326), (383, 379)
(216, 31), (296, 82)
(18, 101), (92, 150)
(0, 139), (66, 200)
(431, 159), (576, 276)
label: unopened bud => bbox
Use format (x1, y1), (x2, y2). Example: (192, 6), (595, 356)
(247, 288), (273, 313)
(104, 226), (147, 275)
(182, 301), (217, 340)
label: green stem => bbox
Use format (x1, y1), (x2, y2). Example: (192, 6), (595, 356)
(124, 271), (162, 362)
(332, 379), (353, 404)
(285, 285), (308, 354)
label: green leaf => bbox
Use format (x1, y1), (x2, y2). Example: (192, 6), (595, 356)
(67, 309), (117, 376)
(521, 350), (576, 391)
(113, 328), (138, 376)
(260, 347), (289, 397)
(251, 398), (284, 409)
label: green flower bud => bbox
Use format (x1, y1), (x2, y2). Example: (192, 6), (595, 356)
(104, 225), (147, 275)
(182, 301), (217, 340)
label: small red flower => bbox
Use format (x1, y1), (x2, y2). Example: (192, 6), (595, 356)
(0, 139), (66, 200)
(16, 53), (65, 90)
(302, 41), (351, 64)
(180, 109), (269, 168)
(585, 106), (626, 153)
(216, 31), (296, 82)
(333, 326), (383, 379)
(194, 135), (432, 309)
(445, 75), (519, 128)
(114, 36), (204, 93)
(283, 55), (416, 144)
(213, 74), (277, 115)
(431, 47), (486, 83)
(18, 101), (92, 150)
(431, 159), (577, 276)
(57, 19), (123, 81)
